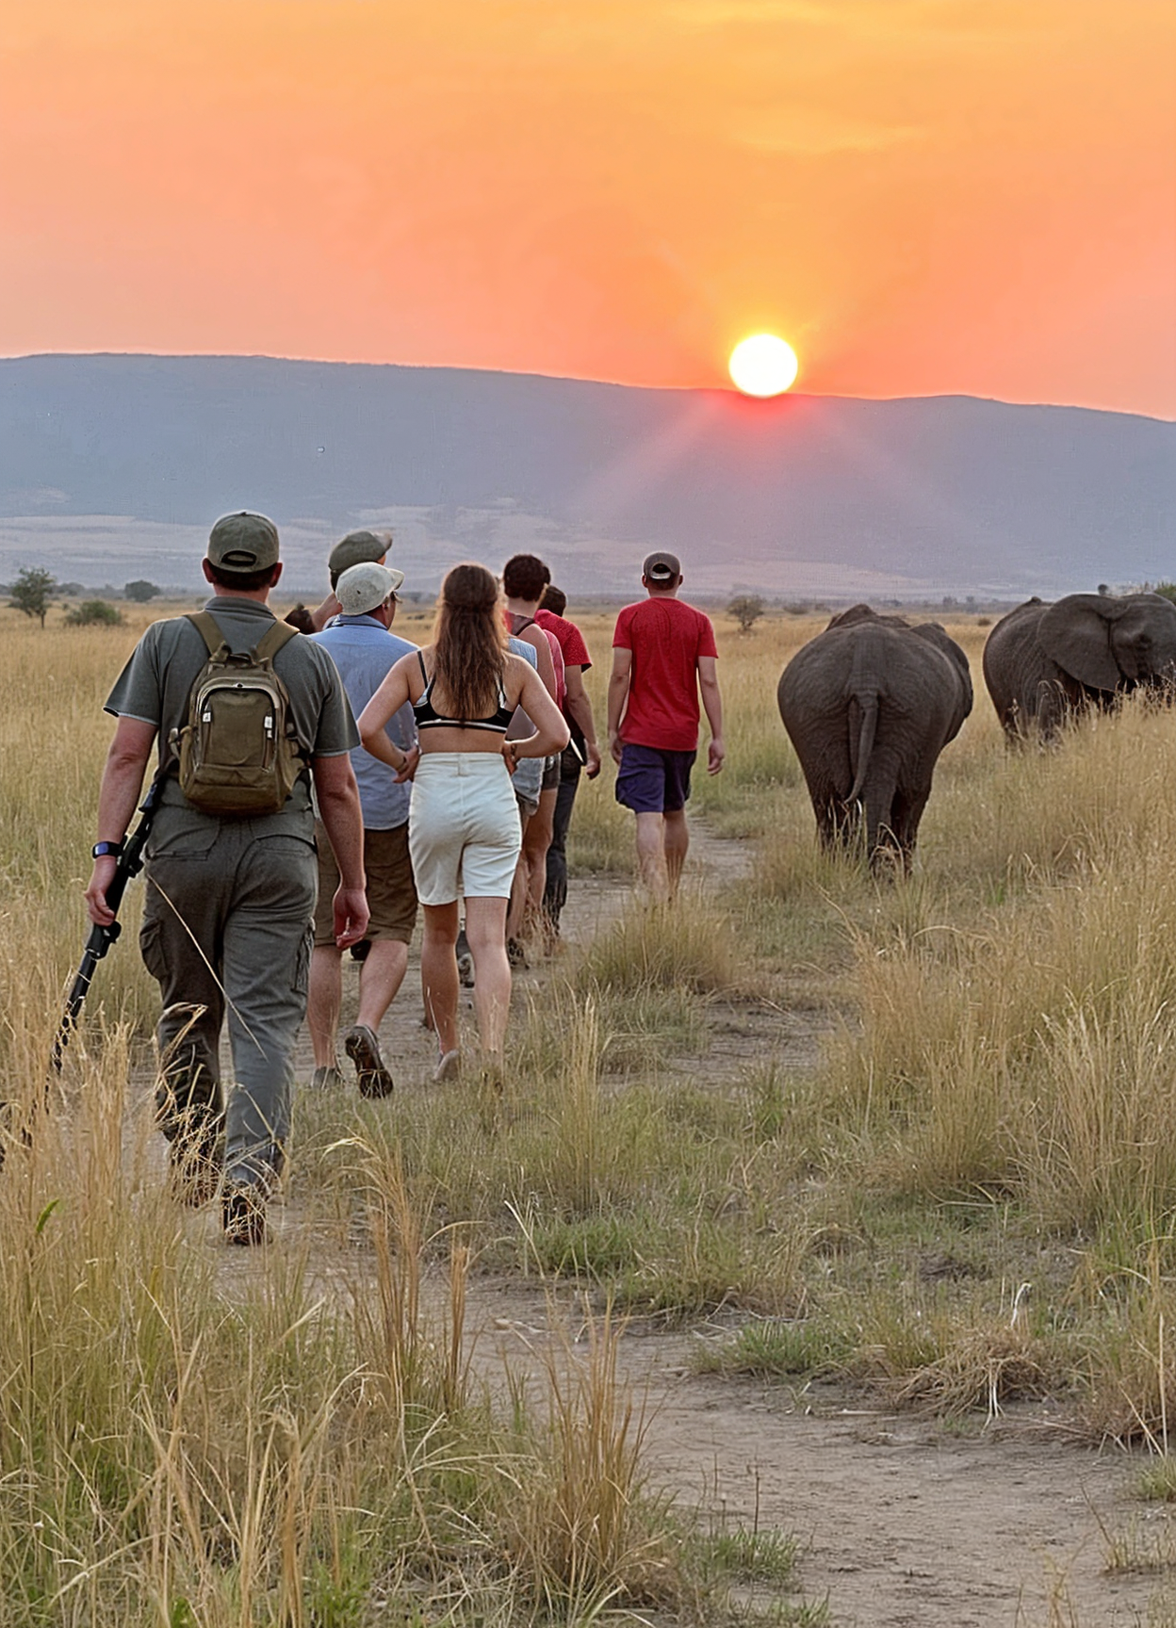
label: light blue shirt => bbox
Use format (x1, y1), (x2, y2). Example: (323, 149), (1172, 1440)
(506, 635), (543, 803)
(309, 616), (418, 829)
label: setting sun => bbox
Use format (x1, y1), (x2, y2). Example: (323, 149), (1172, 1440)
(728, 334), (799, 398)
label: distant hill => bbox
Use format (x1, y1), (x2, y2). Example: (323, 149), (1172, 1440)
(0, 354), (1172, 599)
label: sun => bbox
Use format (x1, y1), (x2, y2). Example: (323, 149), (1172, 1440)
(728, 333), (799, 397)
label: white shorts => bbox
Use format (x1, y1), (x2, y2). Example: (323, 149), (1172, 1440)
(408, 752), (522, 905)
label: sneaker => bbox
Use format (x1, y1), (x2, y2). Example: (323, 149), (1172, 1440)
(455, 930), (475, 988)
(222, 1183), (266, 1246)
(433, 1049), (461, 1084)
(310, 1065), (344, 1091)
(506, 937), (528, 970)
(344, 1023), (395, 1099)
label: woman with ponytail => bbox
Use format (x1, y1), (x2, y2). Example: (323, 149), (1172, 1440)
(358, 563), (568, 1083)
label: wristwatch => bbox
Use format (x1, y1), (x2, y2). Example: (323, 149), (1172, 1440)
(91, 841), (125, 859)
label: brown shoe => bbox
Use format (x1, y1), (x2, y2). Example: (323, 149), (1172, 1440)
(344, 1024), (395, 1099)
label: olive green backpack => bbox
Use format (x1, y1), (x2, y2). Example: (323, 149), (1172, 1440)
(171, 612), (305, 815)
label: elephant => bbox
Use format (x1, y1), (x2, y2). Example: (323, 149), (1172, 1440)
(982, 592), (1176, 742)
(777, 605), (972, 869)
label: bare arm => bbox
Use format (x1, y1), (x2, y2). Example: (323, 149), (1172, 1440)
(698, 655), (725, 774)
(520, 626), (558, 698)
(606, 647), (633, 766)
(563, 665), (602, 778)
(84, 716), (157, 926)
(308, 593), (342, 632)
(311, 753), (370, 948)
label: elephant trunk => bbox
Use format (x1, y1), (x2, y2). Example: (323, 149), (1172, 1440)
(848, 696), (879, 804)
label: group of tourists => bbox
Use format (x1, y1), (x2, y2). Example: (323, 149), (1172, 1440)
(83, 515), (724, 1245)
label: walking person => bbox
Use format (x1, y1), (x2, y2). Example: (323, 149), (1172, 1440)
(607, 552), (725, 900)
(537, 583), (602, 943)
(84, 513), (368, 1244)
(306, 561), (420, 1096)
(357, 563), (567, 1083)
(501, 554), (563, 952)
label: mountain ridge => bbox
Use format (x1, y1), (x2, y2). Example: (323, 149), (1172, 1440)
(1, 354), (1172, 599)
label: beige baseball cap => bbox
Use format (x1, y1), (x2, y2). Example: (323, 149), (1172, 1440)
(335, 561), (405, 616)
(328, 528), (392, 586)
(642, 550), (681, 583)
(207, 512), (280, 573)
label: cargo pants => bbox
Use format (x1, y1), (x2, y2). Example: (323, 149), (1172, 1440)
(140, 807), (317, 1192)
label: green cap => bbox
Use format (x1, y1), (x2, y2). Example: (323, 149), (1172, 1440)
(207, 512), (280, 574)
(328, 528), (390, 587)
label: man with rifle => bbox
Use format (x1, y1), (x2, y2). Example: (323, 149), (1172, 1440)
(83, 513), (368, 1244)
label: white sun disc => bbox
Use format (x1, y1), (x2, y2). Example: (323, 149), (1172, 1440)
(729, 334), (799, 397)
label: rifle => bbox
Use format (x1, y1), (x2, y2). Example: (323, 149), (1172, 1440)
(50, 768), (167, 1074)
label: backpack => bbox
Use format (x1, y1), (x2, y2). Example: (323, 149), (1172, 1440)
(170, 612), (305, 815)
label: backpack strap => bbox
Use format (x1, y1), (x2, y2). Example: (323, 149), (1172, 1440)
(254, 618), (301, 663)
(187, 611), (230, 657)
(186, 611), (299, 663)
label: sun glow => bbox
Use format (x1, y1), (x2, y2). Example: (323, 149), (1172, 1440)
(728, 334), (799, 397)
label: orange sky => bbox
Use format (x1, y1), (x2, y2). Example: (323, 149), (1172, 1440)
(3, 1), (1174, 416)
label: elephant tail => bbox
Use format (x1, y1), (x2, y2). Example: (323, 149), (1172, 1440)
(848, 696), (879, 804)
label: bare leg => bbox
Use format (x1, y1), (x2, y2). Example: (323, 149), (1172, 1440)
(463, 895), (512, 1059)
(522, 787), (557, 935)
(420, 902), (461, 1057)
(634, 811), (670, 901)
(307, 945), (343, 1068)
(663, 809), (689, 896)
(355, 938), (409, 1031)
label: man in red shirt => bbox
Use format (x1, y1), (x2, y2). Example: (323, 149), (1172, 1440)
(608, 552), (724, 899)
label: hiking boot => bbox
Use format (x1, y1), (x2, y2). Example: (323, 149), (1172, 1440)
(309, 1064), (345, 1090)
(455, 930), (475, 988)
(506, 937), (528, 970)
(222, 1183), (267, 1246)
(344, 1024), (395, 1099)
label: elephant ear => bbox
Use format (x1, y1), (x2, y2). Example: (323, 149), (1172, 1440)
(1038, 595), (1122, 691)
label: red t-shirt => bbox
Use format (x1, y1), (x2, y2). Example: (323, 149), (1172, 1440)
(536, 608), (592, 671)
(612, 596), (718, 751)
(505, 610), (565, 705)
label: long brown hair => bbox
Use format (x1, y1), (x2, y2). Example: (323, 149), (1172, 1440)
(430, 563), (507, 720)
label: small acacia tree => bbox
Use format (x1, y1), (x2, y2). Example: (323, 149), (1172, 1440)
(728, 593), (767, 634)
(9, 567), (57, 628)
(124, 579), (160, 603)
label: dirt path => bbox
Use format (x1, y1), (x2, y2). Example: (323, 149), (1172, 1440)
(162, 821), (1175, 1625)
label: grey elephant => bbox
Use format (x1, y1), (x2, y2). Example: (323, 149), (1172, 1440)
(982, 592), (1176, 742)
(777, 605), (972, 869)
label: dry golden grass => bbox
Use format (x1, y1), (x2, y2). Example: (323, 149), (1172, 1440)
(12, 594), (1176, 1617)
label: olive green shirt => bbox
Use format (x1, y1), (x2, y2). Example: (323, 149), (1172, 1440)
(104, 596), (358, 841)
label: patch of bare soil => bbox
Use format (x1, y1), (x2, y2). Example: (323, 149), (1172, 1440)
(133, 819), (1174, 1625)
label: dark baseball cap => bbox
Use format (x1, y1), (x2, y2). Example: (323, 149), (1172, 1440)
(207, 512), (280, 573)
(643, 550), (681, 583)
(328, 528), (391, 587)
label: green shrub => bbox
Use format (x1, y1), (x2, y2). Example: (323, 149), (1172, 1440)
(64, 599), (124, 627)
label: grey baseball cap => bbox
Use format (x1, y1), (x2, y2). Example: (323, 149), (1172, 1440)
(642, 550), (681, 582)
(207, 512), (280, 573)
(335, 561), (405, 616)
(328, 528), (391, 586)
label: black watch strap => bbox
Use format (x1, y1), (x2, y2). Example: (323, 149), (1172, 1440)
(92, 841), (125, 859)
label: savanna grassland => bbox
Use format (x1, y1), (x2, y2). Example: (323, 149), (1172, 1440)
(5, 594), (1176, 1626)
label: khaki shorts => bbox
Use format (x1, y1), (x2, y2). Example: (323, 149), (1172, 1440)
(314, 821), (418, 946)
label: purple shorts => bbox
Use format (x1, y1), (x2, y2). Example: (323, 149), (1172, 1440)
(615, 744), (696, 814)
